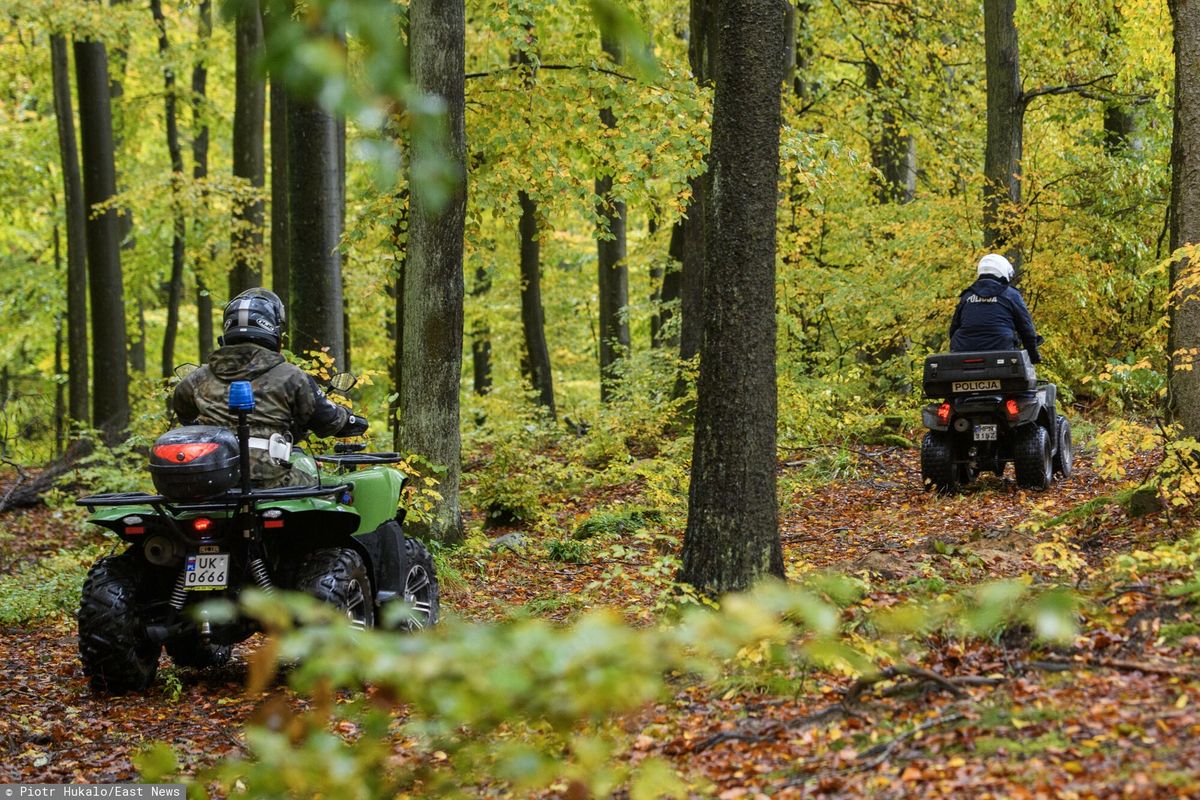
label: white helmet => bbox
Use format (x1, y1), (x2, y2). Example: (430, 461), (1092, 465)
(977, 253), (1014, 282)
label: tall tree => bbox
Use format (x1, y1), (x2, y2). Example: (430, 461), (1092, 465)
(595, 33), (630, 402)
(678, 0), (786, 594)
(193, 0), (214, 362)
(519, 190), (556, 417)
(287, 94), (345, 364)
(268, 26), (290, 309)
(865, 57), (916, 203)
(401, 0), (467, 545)
(74, 35), (129, 441)
(230, 0), (266, 297)
(1168, 0), (1200, 437)
(50, 34), (89, 425)
(470, 263), (492, 395)
(982, 0), (1023, 269)
(151, 0), (187, 378)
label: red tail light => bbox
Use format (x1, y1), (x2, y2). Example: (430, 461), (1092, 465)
(125, 526), (145, 535)
(1005, 398), (1020, 419)
(937, 403), (952, 426)
(963, 357), (984, 364)
(192, 517), (213, 533)
(154, 442), (219, 464)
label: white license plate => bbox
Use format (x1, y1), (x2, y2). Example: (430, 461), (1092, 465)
(974, 424), (998, 441)
(185, 553), (229, 590)
(952, 380), (1001, 393)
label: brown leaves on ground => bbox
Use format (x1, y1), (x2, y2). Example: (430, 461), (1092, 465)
(3, 442), (1199, 797)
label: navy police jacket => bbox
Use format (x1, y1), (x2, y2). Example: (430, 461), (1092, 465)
(948, 276), (1041, 363)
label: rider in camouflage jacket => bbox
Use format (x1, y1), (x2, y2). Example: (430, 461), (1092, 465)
(172, 289), (368, 487)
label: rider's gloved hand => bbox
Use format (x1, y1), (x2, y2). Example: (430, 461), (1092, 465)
(339, 414), (369, 437)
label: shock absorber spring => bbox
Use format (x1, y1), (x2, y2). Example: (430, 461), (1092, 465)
(250, 557), (275, 594)
(169, 568), (188, 610)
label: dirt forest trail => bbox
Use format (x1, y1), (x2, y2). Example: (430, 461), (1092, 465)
(3, 442), (1198, 796)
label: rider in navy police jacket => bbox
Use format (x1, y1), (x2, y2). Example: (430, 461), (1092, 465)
(948, 253), (1041, 364)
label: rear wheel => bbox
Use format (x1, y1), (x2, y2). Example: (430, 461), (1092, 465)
(1014, 425), (1053, 490)
(921, 432), (958, 494)
(78, 555), (160, 693)
(1053, 415), (1074, 479)
(296, 548), (375, 630)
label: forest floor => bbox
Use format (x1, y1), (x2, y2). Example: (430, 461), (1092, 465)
(1, 440), (1198, 797)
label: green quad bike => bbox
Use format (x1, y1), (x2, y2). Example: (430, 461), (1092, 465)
(76, 379), (439, 693)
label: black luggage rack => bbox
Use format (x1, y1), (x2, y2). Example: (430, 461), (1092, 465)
(314, 451), (404, 468)
(77, 483), (351, 514)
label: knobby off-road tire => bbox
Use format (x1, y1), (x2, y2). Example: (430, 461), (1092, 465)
(394, 537), (440, 631)
(166, 637), (232, 669)
(78, 555), (160, 693)
(921, 431), (958, 495)
(295, 548), (375, 630)
(1014, 425), (1053, 490)
(1053, 415), (1074, 478)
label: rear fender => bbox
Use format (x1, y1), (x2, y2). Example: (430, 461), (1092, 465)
(257, 497), (361, 538)
(922, 403), (949, 432)
(85, 505), (164, 542)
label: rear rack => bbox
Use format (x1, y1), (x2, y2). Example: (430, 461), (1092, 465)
(77, 483), (351, 512)
(314, 452), (404, 467)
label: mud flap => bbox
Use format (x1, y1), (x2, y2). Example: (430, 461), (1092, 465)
(355, 520), (405, 598)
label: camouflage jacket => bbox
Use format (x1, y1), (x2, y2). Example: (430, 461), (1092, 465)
(172, 344), (360, 486)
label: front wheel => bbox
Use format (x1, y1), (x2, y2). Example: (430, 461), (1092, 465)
(1053, 415), (1074, 479)
(1014, 425), (1053, 490)
(390, 538), (440, 631)
(921, 431), (958, 495)
(295, 548), (375, 630)
(78, 555), (160, 693)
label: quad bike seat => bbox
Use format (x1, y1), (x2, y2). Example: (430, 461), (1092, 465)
(922, 350), (1036, 398)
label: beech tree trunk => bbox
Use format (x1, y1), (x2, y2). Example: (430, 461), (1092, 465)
(519, 190), (556, 417)
(230, 0), (265, 297)
(194, 0), (214, 362)
(287, 96), (345, 365)
(50, 35), (89, 425)
(654, 220), (683, 350)
(151, 0), (187, 378)
(1168, 0), (1200, 436)
(74, 37), (129, 442)
(679, 0), (786, 594)
(401, 0), (466, 545)
(983, 0), (1024, 270)
(595, 34), (630, 402)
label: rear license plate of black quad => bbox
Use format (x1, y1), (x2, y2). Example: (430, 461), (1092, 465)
(974, 424), (997, 441)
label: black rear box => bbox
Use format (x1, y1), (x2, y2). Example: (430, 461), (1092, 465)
(922, 350), (1036, 398)
(149, 426), (240, 500)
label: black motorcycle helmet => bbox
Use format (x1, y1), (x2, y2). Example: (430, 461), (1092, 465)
(221, 288), (286, 350)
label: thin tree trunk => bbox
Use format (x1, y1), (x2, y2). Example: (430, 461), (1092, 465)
(865, 58), (916, 204)
(50, 34), (89, 425)
(519, 190), (555, 417)
(151, 0), (187, 379)
(287, 95), (345, 365)
(1168, 0), (1200, 436)
(678, 0), (786, 594)
(596, 34), (630, 403)
(655, 220), (683, 350)
(390, 185), (408, 450)
(470, 265), (492, 395)
(230, 0), (265, 297)
(402, 0), (466, 545)
(130, 302), (146, 372)
(54, 312), (64, 457)
(74, 36), (129, 442)
(269, 70), (290, 309)
(983, 0), (1024, 271)
(194, 0), (214, 362)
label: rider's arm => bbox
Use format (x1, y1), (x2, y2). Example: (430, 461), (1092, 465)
(172, 374), (200, 424)
(1007, 289), (1041, 364)
(293, 375), (369, 438)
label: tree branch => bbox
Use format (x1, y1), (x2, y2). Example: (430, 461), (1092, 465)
(1020, 73), (1116, 106)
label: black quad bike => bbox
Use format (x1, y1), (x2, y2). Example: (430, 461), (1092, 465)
(76, 379), (440, 693)
(919, 350), (1073, 493)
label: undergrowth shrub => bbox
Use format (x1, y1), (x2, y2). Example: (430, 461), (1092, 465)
(141, 578), (1078, 798)
(0, 542), (110, 624)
